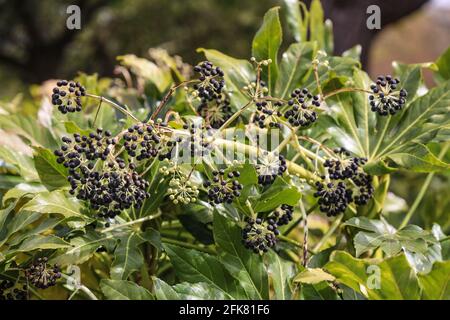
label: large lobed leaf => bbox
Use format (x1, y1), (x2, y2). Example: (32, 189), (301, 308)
(325, 251), (420, 299)
(213, 211), (269, 299)
(163, 243), (241, 299)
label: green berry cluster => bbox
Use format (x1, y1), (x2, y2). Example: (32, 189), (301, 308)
(167, 178), (199, 205)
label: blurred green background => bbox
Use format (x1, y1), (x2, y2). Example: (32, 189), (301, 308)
(1, 0), (449, 98)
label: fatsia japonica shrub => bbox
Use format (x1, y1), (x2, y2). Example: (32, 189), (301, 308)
(0, 0), (449, 300)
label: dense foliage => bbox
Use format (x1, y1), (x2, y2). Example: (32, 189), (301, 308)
(0, 0), (449, 300)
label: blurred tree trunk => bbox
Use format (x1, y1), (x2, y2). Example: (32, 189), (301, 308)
(307, 0), (429, 68)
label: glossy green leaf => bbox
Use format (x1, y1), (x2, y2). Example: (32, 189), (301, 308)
(275, 42), (316, 99)
(100, 279), (153, 300)
(2, 183), (46, 205)
(252, 7), (282, 93)
(64, 121), (91, 137)
(0, 146), (39, 182)
(0, 201), (18, 242)
(325, 251), (420, 299)
(418, 260), (450, 300)
(7, 217), (61, 247)
(266, 250), (296, 299)
(387, 143), (450, 172)
(346, 217), (437, 257)
(15, 235), (70, 252)
(301, 281), (340, 300)
(435, 46), (450, 81)
(294, 268), (335, 284)
(404, 224), (445, 274)
(213, 211), (269, 299)
(33, 146), (68, 190)
(173, 282), (227, 300)
(309, 0), (325, 50)
(323, 19), (334, 55)
(52, 230), (115, 266)
(163, 243), (239, 299)
(110, 231), (147, 280)
(375, 81), (450, 159)
(325, 69), (375, 157)
(153, 277), (226, 300)
(283, 0), (308, 43)
(22, 190), (83, 218)
(253, 177), (301, 212)
(153, 277), (181, 300)
(392, 63), (422, 101)
(2, 211), (41, 243)
(118, 54), (171, 92)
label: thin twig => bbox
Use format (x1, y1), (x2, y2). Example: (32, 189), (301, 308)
(150, 80), (197, 120)
(101, 212), (162, 234)
(92, 97), (103, 128)
(300, 201), (309, 267)
(323, 87), (373, 100)
(162, 237), (215, 254)
(86, 93), (140, 122)
(60, 274), (98, 300)
(217, 99), (252, 133)
(313, 63), (323, 99)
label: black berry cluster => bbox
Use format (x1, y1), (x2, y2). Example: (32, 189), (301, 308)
(54, 128), (115, 167)
(256, 152), (287, 185)
(352, 171), (374, 206)
(272, 204), (294, 226)
(51, 80), (86, 113)
(203, 169), (243, 204)
(284, 88), (320, 127)
(25, 258), (61, 289)
(0, 280), (27, 300)
(242, 217), (279, 254)
(314, 181), (353, 217)
(253, 100), (283, 129)
(54, 129), (150, 220)
(68, 160), (149, 219)
(193, 61), (225, 101)
(123, 123), (163, 160)
(197, 94), (233, 129)
(324, 148), (366, 180)
(180, 123), (213, 159)
(369, 75), (407, 116)
(314, 148), (374, 216)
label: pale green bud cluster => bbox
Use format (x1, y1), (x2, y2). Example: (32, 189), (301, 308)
(167, 178), (199, 205)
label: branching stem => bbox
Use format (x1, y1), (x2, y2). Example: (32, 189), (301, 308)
(86, 93), (140, 122)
